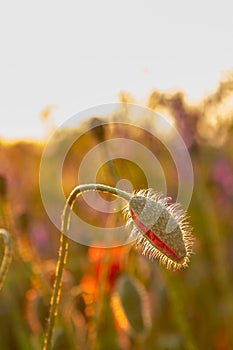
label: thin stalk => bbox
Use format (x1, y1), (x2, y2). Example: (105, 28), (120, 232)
(163, 270), (198, 350)
(0, 229), (12, 290)
(0, 188), (50, 298)
(43, 184), (131, 350)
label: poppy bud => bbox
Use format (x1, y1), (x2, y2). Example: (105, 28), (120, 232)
(124, 189), (194, 270)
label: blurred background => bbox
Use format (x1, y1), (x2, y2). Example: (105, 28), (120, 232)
(1, 0), (233, 140)
(1, 1), (233, 350)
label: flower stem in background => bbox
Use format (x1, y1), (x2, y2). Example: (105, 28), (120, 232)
(0, 177), (13, 289)
(0, 175), (50, 300)
(193, 155), (233, 347)
(0, 229), (12, 290)
(16, 213), (51, 299)
(163, 270), (198, 350)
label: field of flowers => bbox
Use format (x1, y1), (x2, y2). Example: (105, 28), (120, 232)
(0, 79), (233, 350)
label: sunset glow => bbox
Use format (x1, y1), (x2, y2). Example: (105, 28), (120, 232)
(1, 0), (233, 139)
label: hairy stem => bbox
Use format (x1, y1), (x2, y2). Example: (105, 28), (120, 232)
(43, 184), (131, 350)
(0, 229), (12, 290)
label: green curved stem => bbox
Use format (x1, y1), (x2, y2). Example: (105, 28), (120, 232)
(0, 229), (12, 290)
(43, 184), (131, 350)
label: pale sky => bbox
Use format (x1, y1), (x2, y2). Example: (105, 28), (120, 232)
(1, 0), (233, 140)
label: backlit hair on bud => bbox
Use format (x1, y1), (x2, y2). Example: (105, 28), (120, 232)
(124, 189), (194, 270)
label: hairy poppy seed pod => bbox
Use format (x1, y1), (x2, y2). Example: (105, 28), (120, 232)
(124, 189), (194, 270)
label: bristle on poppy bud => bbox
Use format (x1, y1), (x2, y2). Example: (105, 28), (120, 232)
(123, 189), (194, 270)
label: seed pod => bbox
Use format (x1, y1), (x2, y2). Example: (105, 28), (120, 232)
(124, 189), (194, 270)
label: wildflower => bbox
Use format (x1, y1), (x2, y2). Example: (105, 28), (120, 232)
(88, 245), (126, 292)
(124, 189), (194, 270)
